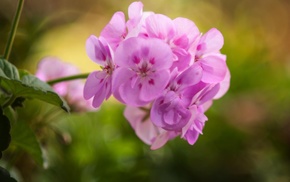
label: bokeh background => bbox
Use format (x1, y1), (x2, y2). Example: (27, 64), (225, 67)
(1, 0), (290, 181)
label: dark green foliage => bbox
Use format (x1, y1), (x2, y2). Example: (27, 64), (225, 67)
(0, 59), (69, 112)
(0, 108), (11, 158)
(0, 167), (17, 182)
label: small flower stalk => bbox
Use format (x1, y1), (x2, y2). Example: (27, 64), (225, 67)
(84, 1), (230, 149)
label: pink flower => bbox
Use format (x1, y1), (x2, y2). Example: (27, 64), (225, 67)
(101, 1), (144, 50)
(181, 105), (208, 145)
(112, 37), (173, 106)
(194, 28), (227, 83)
(83, 36), (114, 108)
(100, 12), (126, 50)
(84, 1), (231, 149)
(124, 105), (178, 150)
(151, 63), (202, 131)
(35, 57), (94, 112)
(181, 83), (220, 144)
(36, 57), (79, 95)
(171, 18), (200, 71)
(144, 14), (200, 71)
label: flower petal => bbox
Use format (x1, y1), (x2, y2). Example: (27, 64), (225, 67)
(92, 85), (107, 108)
(100, 12), (126, 50)
(200, 55), (227, 83)
(183, 128), (200, 145)
(145, 14), (176, 40)
(150, 132), (170, 150)
(136, 119), (158, 145)
(197, 84), (220, 105)
(139, 70), (170, 102)
(176, 63), (203, 90)
(112, 68), (148, 106)
(83, 71), (106, 100)
(119, 80), (148, 106)
(214, 67), (231, 99)
(151, 92), (191, 131)
(114, 37), (173, 69)
(173, 17), (200, 49)
(86, 35), (110, 66)
(127, 1), (143, 31)
(199, 28), (224, 54)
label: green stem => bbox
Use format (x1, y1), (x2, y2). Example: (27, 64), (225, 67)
(3, 0), (24, 60)
(47, 73), (89, 85)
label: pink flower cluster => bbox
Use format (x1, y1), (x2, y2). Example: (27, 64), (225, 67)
(84, 2), (230, 149)
(36, 57), (94, 112)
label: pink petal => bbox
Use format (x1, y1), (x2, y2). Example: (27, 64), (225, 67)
(114, 37), (173, 69)
(184, 129), (200, 145)
(145, 14), (176, 40)
(198, 84), (220, 105)
(145, 39), (173, 69)
(112, 67), (135, 93)
(200, 55), (227, 83)
(171, 47), (191, 71)
(124, 106), (163, 146)
(126, 11), (154, 39)
(202, 100), (213, 112)
(199, 28), (224, 54)
(92, 85), (107, 108)
(173, 17), (200, 49)
(136, 118), (158, 145)
(127, 1), (143, 31)
(162, 103), (191, 130)
(128, 2), (143, 20)
(100, 12), (126, 50)
(36, 57), (79, 80)
(118, 80), (149, 106)
(214, 67), (230, 99)
(176, 63), (203, 90)
(150, 132), (170, 150)
(86, 35), (109, 66)
(181, 106), (197, 137)
(151, 92), (191, 131)
(139, 70), (170, 102)
(112, 68), (148, 106)
(114, 37), (140, 67)
(124, 105), (144, 129)
(83, 71), (106, 100)
(192, 111), (207, 134)
(151, 92), (176, 127)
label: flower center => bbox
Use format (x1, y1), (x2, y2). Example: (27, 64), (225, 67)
(103, 63), (114, 75)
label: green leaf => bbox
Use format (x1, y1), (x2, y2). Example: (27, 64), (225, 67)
(0, 59), (70, 112)
(0, 59), (19, 80)
(19, 71), (70, 112)
(10, 120), (43, 166)
(0, 166), (17, 182)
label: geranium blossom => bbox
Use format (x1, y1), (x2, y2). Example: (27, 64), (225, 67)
(83, 36), (114, 108)
(181, 83), (220, 145)
(124, 105), (178, 150)
(84, 1), (230, 149)
(194, 28), (227, 83)
(112, 37), (173, 106)
(35, 57), (94, 112)
(101, 1), (145, 50)
(151, 64), (202, 131)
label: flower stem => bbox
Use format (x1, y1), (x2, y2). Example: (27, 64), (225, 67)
(47, 73), (89, 85)
(3, 0), (24, 60)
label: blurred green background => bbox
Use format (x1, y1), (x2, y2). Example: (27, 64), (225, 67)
(1, 0), (290, 181)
